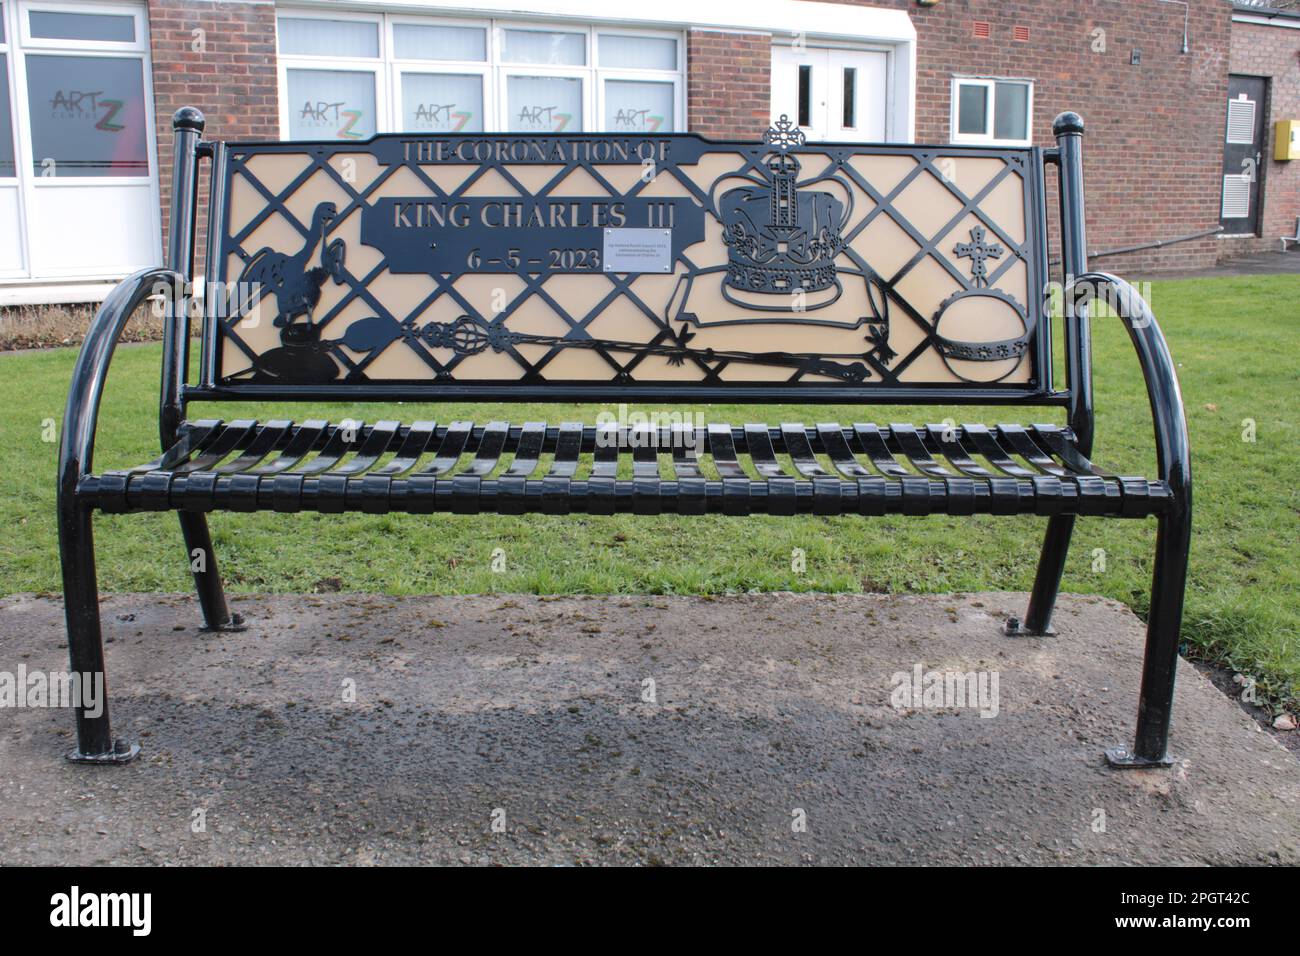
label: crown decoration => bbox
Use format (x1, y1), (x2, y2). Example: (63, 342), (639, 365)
(719, 116), (845, 309)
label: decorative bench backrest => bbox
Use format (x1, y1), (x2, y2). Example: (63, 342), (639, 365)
(201, 116), (1051, 402)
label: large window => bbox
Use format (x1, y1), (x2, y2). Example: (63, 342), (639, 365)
(950, 77), (1033, 147)
(276, 12), (685, 138)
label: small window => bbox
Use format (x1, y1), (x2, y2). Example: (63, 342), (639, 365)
(278, 17), (379, 58)
(952, 78), (1032, 145)
(29, 10), (135, 43)
(393, 23), (485, 61)
(598, 34), (676, 71)
(501, 29), (585, 66)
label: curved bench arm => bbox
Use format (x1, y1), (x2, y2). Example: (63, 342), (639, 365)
(58, 267), (184, 501)
(1065, 272), (1191, 506)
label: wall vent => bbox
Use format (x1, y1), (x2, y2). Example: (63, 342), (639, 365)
(1013, 25), (1030, 42)
(973, 21), (991, 39)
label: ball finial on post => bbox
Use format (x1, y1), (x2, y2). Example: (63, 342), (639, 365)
(172, 106), (206, 133)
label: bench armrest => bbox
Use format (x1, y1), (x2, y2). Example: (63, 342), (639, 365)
(1065, 272), (1191, 505)
(58, 267), (184, 497)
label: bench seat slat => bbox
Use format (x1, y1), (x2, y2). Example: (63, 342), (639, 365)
(250, 420), (330, 475)
(374, 421), (436, 476)
(853, 424), (911, 478)
(506, 422), (548, 477)
(817, 424), (871, 478)
(419, 420), (472, 476)
(960, 424), (1037, 478)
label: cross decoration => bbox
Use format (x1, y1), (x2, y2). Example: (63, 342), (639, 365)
(953, 226), (1004, 287)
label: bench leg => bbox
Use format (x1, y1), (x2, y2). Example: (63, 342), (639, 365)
(1106, 510), (1190, 768)
(1006, 515), (1075, 636)
(178, 512), (245, 632)
(59, 506), (139, 764)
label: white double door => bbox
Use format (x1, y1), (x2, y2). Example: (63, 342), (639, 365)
(771, 44), (887, 143)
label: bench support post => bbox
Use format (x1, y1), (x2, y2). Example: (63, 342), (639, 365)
(1065, 271), (1191, 769)
(1009, 112), (1094, 639)
(59, 503), (139, 764)
(164, 107), (244, 634)
(58, 266), (180, 764)
(1105, 509), (1188, 768)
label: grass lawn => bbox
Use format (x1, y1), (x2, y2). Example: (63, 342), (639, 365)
(1, 274), (1296, 709)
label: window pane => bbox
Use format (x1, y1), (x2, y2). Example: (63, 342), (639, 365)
(797, 64), (811, 128)
(598, 34), (676, 70)
(604, 80), (673, 133)
(0, 55), (14, 176)
(26, 55), (148, 176)
(507, 75), (582, 132)
(957, 84), (987, 135)
(843, 67), (856, 129)
(29, 11), (135, 43)
(501, 29), (584, 66)
(401, 72), (484, 132)
(393, 23), (486, 61)
(286, 69), (377, 140)
(278, 17), (378, 58)
(994, 82), (1029, 141)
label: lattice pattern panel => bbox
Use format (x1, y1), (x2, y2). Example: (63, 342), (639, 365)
(211, 119), (1047, 391)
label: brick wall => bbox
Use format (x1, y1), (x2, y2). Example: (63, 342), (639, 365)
(686, 30), (771, 139)
(685, 0), (1236, 274)
(1226, 18), (1300, 257)
(145, 0), (1251, 277)
(844, 0), (1235, 274)
(148, 0), (278, 276)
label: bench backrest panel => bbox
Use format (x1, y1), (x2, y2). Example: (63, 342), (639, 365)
(205, 119), (1049, 401)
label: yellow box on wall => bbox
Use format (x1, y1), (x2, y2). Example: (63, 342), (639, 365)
(1276, 120), (1300, 161)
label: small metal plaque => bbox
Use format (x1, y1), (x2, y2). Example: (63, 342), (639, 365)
(603, 227), (672, 273)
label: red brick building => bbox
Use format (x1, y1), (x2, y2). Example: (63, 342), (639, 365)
(0, 0), (1294, 302)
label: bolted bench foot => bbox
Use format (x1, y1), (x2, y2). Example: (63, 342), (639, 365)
(67, 738), (140, 765)
(1003, 615), (1055, 637)
(200, 611), (248, 633)
(1104, 747), (1175, 769)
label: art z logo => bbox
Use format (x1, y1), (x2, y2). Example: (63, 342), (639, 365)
(48, 91), (125, 131)
(49, 886), (151, 936)
(413, 102), (472, 131)
(516, 105), (571, 131)
(299, 100), (365, 139)
(613, 107), (663, 132)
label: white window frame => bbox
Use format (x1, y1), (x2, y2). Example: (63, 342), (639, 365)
(276, 7), (387, 141)
(950, 76), (1033, 147)
(0, 0), (159, 282)
(275, 9), (685, 137)
(594, 26), (685, 135)
(388, 15), (492, 135)
(19, 0), (143, 50)
(497, 21), (591, 132)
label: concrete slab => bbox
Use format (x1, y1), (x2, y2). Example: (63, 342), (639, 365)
(1, 591), (1296, 866)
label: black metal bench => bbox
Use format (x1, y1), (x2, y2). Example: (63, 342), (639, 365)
(58, 107), (1190, 770)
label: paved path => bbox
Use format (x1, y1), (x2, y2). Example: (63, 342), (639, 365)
(1, 591), (1296, 865)
(1151, 246), (1300, 279)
